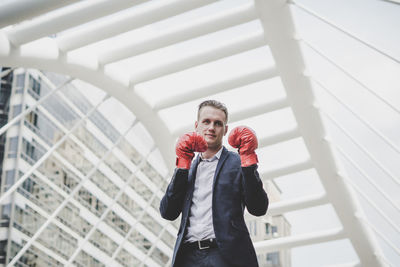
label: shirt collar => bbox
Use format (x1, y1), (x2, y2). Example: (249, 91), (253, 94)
(200, 146), (223, 162)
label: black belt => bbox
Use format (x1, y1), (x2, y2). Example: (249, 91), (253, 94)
(182, 238), (218, 250)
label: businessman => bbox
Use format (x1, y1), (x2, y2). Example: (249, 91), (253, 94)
(160, 100), (269, 266)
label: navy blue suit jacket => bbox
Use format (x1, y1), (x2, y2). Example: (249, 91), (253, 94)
(160, 146), (269, 267)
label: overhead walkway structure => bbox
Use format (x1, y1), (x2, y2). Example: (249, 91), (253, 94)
(0, 0), (399, 266)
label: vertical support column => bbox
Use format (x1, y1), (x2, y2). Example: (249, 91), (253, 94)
(254, 0), (384, 266)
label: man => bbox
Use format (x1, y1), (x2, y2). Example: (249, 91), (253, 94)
(160, 100), (269, 267)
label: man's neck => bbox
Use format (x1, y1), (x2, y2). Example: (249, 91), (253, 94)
(202, 145), (222, 159)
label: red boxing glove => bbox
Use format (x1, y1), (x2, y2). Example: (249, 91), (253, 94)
(228, 126), (258, 167)
(176, 132), (208, 169)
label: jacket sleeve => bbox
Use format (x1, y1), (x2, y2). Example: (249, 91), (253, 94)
(242, 164), (269, 216)
(159, 168), (189, 221)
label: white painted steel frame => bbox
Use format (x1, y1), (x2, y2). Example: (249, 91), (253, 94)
(0, 0), (393, 266)
(0, 67), (15, 78)
(6, 0), (147, 46)
(334, 140), (400, 214)
(57, 0), (218, 52)
(254, 0), (384, 265)
(173, 97), (289, 136)
(301, 38), (400, 115)
(320, 108), (400, 228)
(129, 30), (265, 85)
(318, 103), (400, 188)
(65, 145), (155, 266)
(260, 159), (313, 180)
(254, 227), (346, 253)
(5, 71), (173, 266)
(291, 0), (400, 65)
(99, 1), (257, 65)
(0, 93), (109, 206)
(49, 89), (177, 262)
(0, 77), (73, 136)
(28, 77), (174, 263)
(153, 65), (278, 110)
(6, 93), (110, 266)
(7, 111), (170, 265)
(106, 171), (171, 266)
(0, 0), (79, 29)
(311, 77), (400, 154)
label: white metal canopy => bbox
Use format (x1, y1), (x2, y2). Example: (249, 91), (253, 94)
(1, 0), (399, 266)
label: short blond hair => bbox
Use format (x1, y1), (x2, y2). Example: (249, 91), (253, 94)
(198, 100), (228, 123)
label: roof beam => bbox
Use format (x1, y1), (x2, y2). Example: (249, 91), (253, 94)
(99, 2), (257, 65)
(258, 127), (301, 148)
(172, 97), (289, 136)
(0, 0), (78, 29)
(153, 66), (278, 110)
(254, 227), (345, 253)
(57, 0), (218, 52)
(268, 193), (327, 216)
(323, 262), (361, 267)
(7, 0), (147, 46)
(0, 43), (177, 169)
(130, 32), (266, 85)
(260, 159), (313, 180)
(229, 98), (289, 123)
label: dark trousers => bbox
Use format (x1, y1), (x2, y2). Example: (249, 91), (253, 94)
(175, 246), (232, 267)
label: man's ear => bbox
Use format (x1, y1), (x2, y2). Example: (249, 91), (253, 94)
(224, 125), (228, 136)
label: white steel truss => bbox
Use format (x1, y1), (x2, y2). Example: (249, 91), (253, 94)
(0, 0), (399, 266)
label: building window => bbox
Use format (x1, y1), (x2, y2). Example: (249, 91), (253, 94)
(0, 239), (6, 264)
(0, 114), (8, 127)
(28, 75), (41, 98)
(8, 137), (18, 158)
(272, 226), (278, 237)
(265, 223), (270, 234)
(24, 140), (35, 159)
(5, 170), (15, 187)
(16, 73), (25, 88)
(1, 204), (11, 227)
(26, 111), (38, 127)
(0, 87), (11, 109)
(12, 104), (22, 118)
(266, 252), (280, 267)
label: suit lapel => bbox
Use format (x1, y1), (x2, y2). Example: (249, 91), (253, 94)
(213, 146), (229, 190)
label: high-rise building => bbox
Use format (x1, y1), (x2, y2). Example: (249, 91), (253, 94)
(0, 68), (288, 266)
(0, 67), (13, 264)
(247, 179), (291, 267)
(0, 68), (177, 266)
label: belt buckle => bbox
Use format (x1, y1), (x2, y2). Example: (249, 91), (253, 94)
(198, 240), (210, 250)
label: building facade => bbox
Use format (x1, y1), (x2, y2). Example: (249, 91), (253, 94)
(0, 67), (14, 264)
(247, 179), (291, 267)
(0, 68), (176, 266)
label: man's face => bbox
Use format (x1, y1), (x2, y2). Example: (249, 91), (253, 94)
(195, 106), (228, 150)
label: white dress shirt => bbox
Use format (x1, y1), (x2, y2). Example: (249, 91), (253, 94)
(185, 147), (223, 242)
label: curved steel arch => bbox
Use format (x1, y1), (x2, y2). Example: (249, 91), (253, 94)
(0, 34), (176, 168)
(0, 0), (395, 266)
